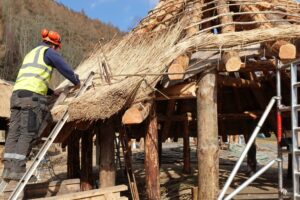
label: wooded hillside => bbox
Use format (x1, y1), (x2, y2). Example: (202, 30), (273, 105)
(0, 0), (123, 86)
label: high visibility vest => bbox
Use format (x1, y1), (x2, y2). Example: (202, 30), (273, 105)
(13, 46), (53, 95)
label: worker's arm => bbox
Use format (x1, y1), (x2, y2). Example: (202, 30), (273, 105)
(44, 48), (80, 86)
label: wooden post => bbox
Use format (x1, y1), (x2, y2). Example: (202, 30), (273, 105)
(145, 102), (160, 200)
(81, 130), (94, 191)
(183, 115), (191, 174)
(67, 131), (80, 179)
(197, 71), (219, 200)
(99, 120), (116, 188)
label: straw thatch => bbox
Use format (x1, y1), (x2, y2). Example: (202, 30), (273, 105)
(52, 0), (300, 122)
(0, 79), (13, 118)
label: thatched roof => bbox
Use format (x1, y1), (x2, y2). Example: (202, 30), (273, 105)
(52, 0), (300, 122)
(0, 79), (13, 118)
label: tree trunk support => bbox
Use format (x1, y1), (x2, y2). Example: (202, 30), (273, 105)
(67, 131), (80, 179)
(81, 129), (94, 191)
(197, 71), (219, 200)
(99, 120), (116, 188)
(183, 114), (191, 174)
(145, 102), (160, 200)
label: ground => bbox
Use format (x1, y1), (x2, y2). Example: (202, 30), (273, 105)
(0, 134), (291, 199)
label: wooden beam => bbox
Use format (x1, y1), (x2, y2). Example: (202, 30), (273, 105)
(122, 102), (151, 125)
(158, 112), (193, 122)
(167, 0), (204, 80)
(239, 4), (296, 60)
(217, 75), (261, 88)
(145, 102), (160, 200)
(81, 130), (93, 191)
(99, 120), (116, 188)
(216, 0), (242, 72)
(197, 71), (219, 199)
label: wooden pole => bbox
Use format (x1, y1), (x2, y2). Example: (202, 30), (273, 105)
(183, 115), (191, 174)
(145, 102), (160, 200)
(80, 130), (94, 191)
(99, 120), (116, 188)
(67, 131), (80, 179)
(197, 70), (219, 200)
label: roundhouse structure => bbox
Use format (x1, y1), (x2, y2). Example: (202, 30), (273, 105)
(48, 0), (300, 199)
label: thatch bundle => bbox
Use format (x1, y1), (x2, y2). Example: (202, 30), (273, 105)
(0, 79), (13, 118)
(52, 0), (300, 122)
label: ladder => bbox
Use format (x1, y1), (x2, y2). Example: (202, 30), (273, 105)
(119, 129), (140, 200)
(0, 71), (95, 200)
(291, 62), (300, 199)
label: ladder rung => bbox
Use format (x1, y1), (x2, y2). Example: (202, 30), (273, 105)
(294, 171), (300, 176)
(293, 105), (300, 110)
(293, 127), (300, 132)
(279, 106), (291, 112)
(294, 149), (300, 154)
(293, 82), (300, 88)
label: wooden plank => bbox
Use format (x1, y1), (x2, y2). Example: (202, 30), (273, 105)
(218, 75), (261, 88)
(145, 102), (160, 200)
(4, 179), (80, 199)
(34, 185), (128, 200)
(197, 71), (219, 199)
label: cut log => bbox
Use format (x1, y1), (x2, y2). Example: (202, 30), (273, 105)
(197, 71), (219, 199)
(145, 103), (160, 200)
(155, 82), (197, 100)
(168, 54), (190, 80)
(222, 51), (243, 72)
(122, 102), (151, 124)
(268, 40), (296, 60)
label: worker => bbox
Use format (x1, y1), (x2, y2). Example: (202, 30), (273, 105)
(2, 29), (80, 181)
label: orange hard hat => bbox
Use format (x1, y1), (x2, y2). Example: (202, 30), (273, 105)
(41, 28), (62, 48)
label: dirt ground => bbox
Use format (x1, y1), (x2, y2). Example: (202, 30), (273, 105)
(0, 134), (292, 200)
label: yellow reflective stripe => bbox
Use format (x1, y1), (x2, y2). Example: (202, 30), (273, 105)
(17, 73), (49, 83)
(21, 63), (52, 74)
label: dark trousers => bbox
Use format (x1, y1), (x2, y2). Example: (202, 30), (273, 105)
(4, 90), (48, 173)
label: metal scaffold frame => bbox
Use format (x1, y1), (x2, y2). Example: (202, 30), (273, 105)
(218, 58), (300, 200)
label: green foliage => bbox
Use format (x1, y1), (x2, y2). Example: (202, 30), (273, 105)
(0, 0), (123, 86)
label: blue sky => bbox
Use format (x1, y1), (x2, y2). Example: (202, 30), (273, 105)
(57, 0), (158, 31)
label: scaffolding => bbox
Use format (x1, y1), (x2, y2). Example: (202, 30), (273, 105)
(218, 58), (300, 200)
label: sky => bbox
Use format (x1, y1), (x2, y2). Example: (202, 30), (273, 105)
(57, 0), (159, 32)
